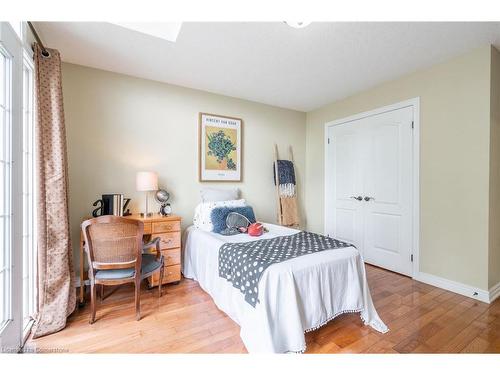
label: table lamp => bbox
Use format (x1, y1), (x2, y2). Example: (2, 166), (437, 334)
(136, 171), (158, 217)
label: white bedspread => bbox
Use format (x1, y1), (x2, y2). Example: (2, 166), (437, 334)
(182, 223), (388, 353)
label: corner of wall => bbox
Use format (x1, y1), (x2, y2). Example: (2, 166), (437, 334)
(488, 44), (500, 289)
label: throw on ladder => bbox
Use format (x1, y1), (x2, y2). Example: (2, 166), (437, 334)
(273, 144), (300, 228)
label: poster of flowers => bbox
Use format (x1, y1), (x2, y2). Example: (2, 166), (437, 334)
(199, 113), (242, 181)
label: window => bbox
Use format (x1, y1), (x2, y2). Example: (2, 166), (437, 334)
(0, 21), (24, 349)
(0, 43), (13, 331)
(22, 51), (36, 333)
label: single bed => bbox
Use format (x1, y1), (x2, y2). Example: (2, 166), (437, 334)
(182, 223), (388, 353)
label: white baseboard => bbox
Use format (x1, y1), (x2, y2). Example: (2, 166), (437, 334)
(414, 272), (490, 303)
(489, 281), (500, 303)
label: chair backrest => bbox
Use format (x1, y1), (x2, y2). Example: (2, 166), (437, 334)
(82, 215), (144, 272)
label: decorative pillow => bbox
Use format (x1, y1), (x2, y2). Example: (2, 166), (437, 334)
(193, 199), (246, 231)
(211, 206), (256, 233)
(200, 187), (240, 202)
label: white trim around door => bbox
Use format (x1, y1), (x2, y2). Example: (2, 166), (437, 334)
(324, 97), (420, 278)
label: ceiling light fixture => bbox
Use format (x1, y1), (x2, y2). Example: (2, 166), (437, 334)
(284, 21), (312, 29)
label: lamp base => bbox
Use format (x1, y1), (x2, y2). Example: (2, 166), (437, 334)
(141, 191), (153, 218)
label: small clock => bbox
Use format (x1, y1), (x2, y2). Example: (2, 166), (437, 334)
(160, 203), (172, 216)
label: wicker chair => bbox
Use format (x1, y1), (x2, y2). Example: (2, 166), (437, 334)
(81, 215), (164, 323)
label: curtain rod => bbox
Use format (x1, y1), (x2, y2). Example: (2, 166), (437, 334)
(27, 21), (50, 57)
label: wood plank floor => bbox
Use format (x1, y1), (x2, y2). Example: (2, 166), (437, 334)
(26, 265), (500, 353)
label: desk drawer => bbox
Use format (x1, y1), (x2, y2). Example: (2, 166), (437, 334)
(150, 264), (181, 285)
(164, 264), (181, 283)
(158, 232), (180, 250)
(143, 223), (152, 234)
(153, 220), (180, 233)
(163, 248), (181, 266)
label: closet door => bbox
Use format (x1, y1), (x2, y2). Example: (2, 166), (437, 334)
(326, 121), (364, 249)
(362, 107), (413, 276)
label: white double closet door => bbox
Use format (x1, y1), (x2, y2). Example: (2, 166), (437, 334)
(327, 106), (413, 276)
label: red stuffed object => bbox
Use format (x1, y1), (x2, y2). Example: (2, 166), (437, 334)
(248, 222), (264, 237)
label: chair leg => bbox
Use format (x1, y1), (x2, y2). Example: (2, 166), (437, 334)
(90, 280), (97, 324)
(159, 266), (164, 298)
(135, 277), (141, 321)
(100, 284), (104, 301)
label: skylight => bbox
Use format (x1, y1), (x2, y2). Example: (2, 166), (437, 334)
(110, 22), (182, 42)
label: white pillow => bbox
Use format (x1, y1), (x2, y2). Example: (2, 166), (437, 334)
(200, 187), (240, 202)
(193, 199), (246, 231)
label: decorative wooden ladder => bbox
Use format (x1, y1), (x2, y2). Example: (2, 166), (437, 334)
(274, 144), (300, 228)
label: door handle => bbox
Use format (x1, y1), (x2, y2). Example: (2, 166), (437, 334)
(350, 196), (363, 201)
(364, 196), (375, 201)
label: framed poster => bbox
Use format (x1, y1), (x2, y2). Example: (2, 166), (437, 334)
(199, 113), (243, 182)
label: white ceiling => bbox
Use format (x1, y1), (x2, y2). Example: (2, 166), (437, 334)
(34, 22), (500, 112)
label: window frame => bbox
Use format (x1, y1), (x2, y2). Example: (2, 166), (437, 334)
(0, 21), (25, 351)
(0, 40), (13, 335)
(21, 49), (36, 337)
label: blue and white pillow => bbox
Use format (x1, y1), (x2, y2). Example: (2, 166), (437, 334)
(211, 206), (256, 233)
(193, 199), (246, 232)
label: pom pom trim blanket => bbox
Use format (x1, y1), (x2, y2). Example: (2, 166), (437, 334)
(183, 223), (388, 353)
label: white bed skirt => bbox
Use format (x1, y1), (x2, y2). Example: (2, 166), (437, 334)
(182, 224), (388, 353)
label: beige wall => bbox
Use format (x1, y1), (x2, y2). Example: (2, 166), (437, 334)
(305, 46), (492, 290)
(489, 46), (500, 289)
(62, 63), (306, 275)
(64, 46), (499, 291)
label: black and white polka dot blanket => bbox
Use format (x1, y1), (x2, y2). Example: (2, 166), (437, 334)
(218, 231), (352, 307)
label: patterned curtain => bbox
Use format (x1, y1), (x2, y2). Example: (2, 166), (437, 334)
(32, 44), (76, 338)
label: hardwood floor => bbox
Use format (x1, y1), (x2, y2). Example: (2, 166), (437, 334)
(26, 265), (500, 353)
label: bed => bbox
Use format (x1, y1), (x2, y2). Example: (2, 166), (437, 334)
(182, 223), (388, 353)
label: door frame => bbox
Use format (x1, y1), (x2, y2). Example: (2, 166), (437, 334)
(324, 97), (420, 278)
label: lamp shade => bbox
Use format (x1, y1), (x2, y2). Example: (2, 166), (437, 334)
(136, 171), (158, 191)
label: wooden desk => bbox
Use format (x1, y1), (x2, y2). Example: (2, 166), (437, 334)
(79, 214), (182, 305)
